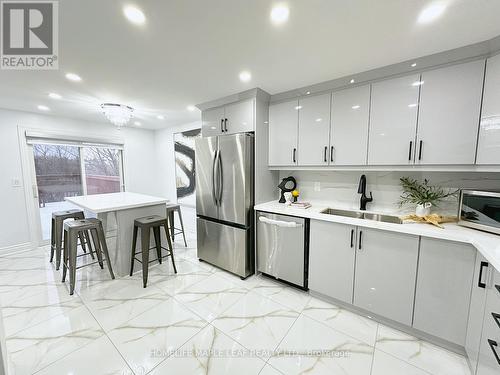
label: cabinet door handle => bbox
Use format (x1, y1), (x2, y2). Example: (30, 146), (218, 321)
(330, 146), (334, 162)
(487, 339), (500, 365)
(408, 141), (413, 161)
(292, 148), (296, 163)
(478, 261), (489, 288)
(220, 119), (224, 133)
(492, 312), (500, 329)
(324, 146), (328, 162)
(418, 140), (423, 161)
(350, 229), (354, 248)
(224, 118), (228, 132)
(358, 230), (363, 250)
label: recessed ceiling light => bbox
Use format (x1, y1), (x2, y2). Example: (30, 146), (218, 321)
(350, 79), (355, 84)
(412, 80), (424, 86)
(157, 115), (165, 120)
(417, 2), (447, 24)
(295, 105), (302, 110)
(65, 73), (82, 82)
(37, 105), (50, 111)
(411, 62), (417, 67)
(315, 118), (322, 122)
(351, 105), (361, 110)
(134, 121), (141, 126)
(239, 71), (252, 82)
(270, 4), (289, 25)
(187, 105), (196, 111)
(123, 5), (146, 25)
(48, 93), (61, 99)
(305, 91), (311, 95)
(408, 103), (418, 108)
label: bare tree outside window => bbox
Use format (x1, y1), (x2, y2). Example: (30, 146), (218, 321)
(84, 147), (121, 195)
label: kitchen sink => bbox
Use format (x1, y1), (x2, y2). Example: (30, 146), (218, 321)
(320, 208), (403, 224)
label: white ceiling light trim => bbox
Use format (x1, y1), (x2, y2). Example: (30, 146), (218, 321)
(187, 105), (196, 111)
(239, 71), (252, 82)
(270, 4), (289, 25)
(418, 1), (447, 24)
(100, 103), (134, 129)
(37, 105), (50, 111)
(65, 72), (82, 82)
(48, 93), (62, 99)
(157, 115), (165, 120)
(123, 5), (146, 25)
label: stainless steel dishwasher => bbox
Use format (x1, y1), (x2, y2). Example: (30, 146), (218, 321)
(256, 211), (309, 289)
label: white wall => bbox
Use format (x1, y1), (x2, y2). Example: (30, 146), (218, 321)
(0, 108), (159, 250)
(154, 121), (201, 202)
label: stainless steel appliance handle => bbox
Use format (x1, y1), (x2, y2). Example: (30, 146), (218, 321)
(258, 216), (303, 228)
(212, 150), (219, 206)
(217, 150), (223, 205)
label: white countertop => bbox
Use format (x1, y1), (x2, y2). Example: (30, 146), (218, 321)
(66, 192), (168, 213)
(255, 200), (500, 271)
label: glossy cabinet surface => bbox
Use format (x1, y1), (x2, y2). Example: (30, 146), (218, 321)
(368, 75), (420, 165)
(224, 99), (254, 135)
(297, 93), (332, 166)
(353, 228), (419, 325)
(476, 269), (500, 375)
(268, 100), (299, 166)
(416, 60), (485, 165)
(309, 220), (356, 304)
(330, 85), (370, 165)
(413, 238), (475, 346)
(477, 54), (500, 165)
(202, 106), (225, 137)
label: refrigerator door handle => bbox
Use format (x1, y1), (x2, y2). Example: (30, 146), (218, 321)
(217, 149), (223, 205)
(212, 150), (219, 206)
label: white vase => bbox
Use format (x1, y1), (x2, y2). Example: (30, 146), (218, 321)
(416, 202), (432, 217)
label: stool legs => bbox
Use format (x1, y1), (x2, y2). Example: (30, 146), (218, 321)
(90, 228), (104, 269)
(50, 217), (56, 263)
(140, 228), (150, 288)
(96, 223), (115, 280)
(164, 219), (177, 274)
(68, 232), (78, 295)
(83, 231), (95, 260)
(130, 225), (138, 276)
(176, 209), (188, 247)
(62, 229), (68, 283)
(153, 226), (162, 264)
(168, 211), (175, 241)
(55, 220), (63, 270)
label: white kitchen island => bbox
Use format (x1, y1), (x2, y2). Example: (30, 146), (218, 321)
(66, 192), (168, 277)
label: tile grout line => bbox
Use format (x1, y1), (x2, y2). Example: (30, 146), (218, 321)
(368, 322), (379, 374)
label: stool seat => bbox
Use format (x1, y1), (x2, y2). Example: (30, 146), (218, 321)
(52, 209), (84, 220)
(134, 215), (165, 227)
(64, 218), (100, 231)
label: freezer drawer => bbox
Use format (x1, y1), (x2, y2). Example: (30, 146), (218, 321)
(197, 217), (254, 278)
(257, 211), (308, 288)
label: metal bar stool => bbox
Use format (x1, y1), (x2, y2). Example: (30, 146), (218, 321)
(62, 218), (115, 295)
(50, 209), (95, 270)
(130, 215), (177, 288)
(166, 203), (187, 247)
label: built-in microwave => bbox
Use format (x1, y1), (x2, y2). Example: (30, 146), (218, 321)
(458, 190), (500, 235)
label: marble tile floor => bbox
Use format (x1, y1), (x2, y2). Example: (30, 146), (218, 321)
(0, 238), (471, 375)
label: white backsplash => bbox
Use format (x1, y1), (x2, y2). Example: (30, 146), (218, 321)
(277, 170), (500, 215)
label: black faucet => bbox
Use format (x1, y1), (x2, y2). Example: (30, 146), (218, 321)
(358, 174), (373, 211)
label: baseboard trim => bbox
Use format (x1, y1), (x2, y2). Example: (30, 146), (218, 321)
(0, 242), (34, 256)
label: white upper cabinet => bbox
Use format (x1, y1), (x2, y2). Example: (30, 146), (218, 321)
(224, 99), (254, 135)
(297, 93), (332, 166)
(477, 54), (500, 165)
(202, 106), (225, 137)
(368, 75), (420, 165)
(330, 85), (370, 165)
(269, 100), (299, 166)
(416, 60), (485, 165)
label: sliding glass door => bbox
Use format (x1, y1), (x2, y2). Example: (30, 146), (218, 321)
(30, 142), (124, 242)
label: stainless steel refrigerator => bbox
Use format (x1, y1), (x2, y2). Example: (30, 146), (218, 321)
(195, 133), (254, 278)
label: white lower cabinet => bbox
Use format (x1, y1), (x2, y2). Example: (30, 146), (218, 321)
(476, 269), (500, 375)
(413, 238), (476, 346)
(466, 254), (490, 374)
(353, 228), (419, 325)
(309, 220), (356, 304)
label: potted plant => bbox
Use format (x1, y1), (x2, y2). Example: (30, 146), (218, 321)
(398, 177), (458, 217)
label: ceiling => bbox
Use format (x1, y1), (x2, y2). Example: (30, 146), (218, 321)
(1, 0), (500, 130)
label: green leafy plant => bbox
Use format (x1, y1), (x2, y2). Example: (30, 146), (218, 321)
(398, 177), (458, 207)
